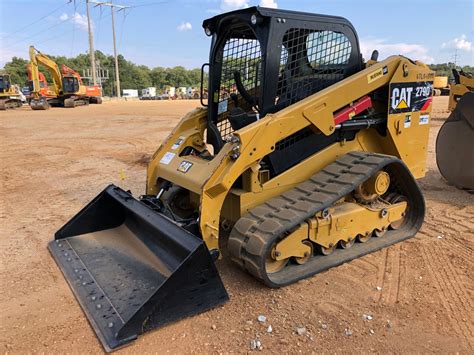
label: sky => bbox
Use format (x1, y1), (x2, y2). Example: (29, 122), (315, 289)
(0, 0), (472, 69)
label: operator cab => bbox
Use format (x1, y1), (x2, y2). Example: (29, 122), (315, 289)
(62, 76), (80, 94)
(202, 7), (363, 153)
(0, 74), (11, 93)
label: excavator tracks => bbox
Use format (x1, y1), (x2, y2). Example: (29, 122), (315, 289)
(228, 151), (425, 287)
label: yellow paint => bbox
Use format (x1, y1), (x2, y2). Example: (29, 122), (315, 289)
(145, 55), (433, 252)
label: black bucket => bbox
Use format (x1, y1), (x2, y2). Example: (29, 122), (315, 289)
(48, 185), (228, 352)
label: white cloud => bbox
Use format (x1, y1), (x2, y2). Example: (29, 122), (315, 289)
(220, 0), (249, 12)
(442, 34), (472, 52)
(177, 22), (192, 31)
(259, 0), (278, 8)
(71, 12), (89, 31)
(360, 37), (434, 64)
(58, 12), (90, 31)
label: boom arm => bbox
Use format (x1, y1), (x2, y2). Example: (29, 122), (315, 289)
(29, 46), (63, 98)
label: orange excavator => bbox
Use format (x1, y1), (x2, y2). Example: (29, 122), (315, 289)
(27, 64), (57, 101)
(61, 64), (102, 104)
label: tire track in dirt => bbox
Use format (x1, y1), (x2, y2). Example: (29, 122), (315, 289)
(420, 243), (474, 349)
(375, 243), (406, 304)
(419, 231), (472, 264)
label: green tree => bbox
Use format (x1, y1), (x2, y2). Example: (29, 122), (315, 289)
(2, 57), (29, 87)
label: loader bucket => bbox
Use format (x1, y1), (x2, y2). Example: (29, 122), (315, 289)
(30, 98), (50, 110)
(48, 185), (228, 352)
(436, 92), (474, 190)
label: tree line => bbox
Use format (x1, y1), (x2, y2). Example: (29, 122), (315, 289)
(1, 50), (207, 96)
(1, 50), (473, 95)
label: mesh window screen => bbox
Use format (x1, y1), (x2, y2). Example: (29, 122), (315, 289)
(217, 36), (262, 139)
(277, 29), (352, 108)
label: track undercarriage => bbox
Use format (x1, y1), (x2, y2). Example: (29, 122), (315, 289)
(228, 152), (424, 287)
(0, 97), (22, 110)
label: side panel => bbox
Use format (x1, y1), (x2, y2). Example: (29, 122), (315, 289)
(382, 61), (434, 178)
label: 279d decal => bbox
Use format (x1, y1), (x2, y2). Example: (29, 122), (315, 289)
(389, 81), (433, 114)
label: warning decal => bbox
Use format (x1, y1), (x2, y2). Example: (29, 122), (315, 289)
(177, 160), (193, 173)
(389, 81), (433, 114)
(367, 66), (389, 84)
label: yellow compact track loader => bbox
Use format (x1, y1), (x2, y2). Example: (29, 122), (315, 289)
(436, 69), (474, 190)
(0, 74), (23, 110)
(49, 7), (433, 351)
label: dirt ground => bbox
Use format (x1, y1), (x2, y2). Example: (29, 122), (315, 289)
(0, 97), (472, 354)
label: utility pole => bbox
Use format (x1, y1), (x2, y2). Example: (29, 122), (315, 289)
(453, 49), (459, 68)
(110, 4), (120, 97)
(85, 0), (97, 85)
(91, 1), (129, 97)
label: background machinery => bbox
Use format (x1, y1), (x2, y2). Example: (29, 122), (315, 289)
(436, 69), (474, 190)
(61, 64), (103, 104)
(29, 46), (99, 110)
(27, 64), (57, 102)
(48, 7), (433, 351)
(0, 73), (23, 110)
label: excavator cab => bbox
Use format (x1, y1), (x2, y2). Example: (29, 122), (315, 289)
(0, 74), (12, 92)
(62, 75), (80, 94)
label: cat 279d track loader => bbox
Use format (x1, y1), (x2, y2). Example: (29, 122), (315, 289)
(49, 7), (433, 351)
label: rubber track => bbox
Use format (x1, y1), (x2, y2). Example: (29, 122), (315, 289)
(228, 151), (425, 287)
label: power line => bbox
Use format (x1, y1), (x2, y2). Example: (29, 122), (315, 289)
(0, 1), (70, 40)
(90, 1), (131, 97)
(118, 9), (130, 50)
(4, 16), (72, 48)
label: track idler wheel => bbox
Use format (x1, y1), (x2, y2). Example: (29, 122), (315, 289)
(265, 247), (288, 274)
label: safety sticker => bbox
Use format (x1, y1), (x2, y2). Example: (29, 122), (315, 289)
(177, 160), (193, 173)
(367, 66), (388, 83)
(218, 99), (228, 115)
(171, 136), (185, 150)
(419, 114), (429, 125)
(404, 115), (411, 128)
(160, 152), (175, 165)
(389, 82), (433, 114)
